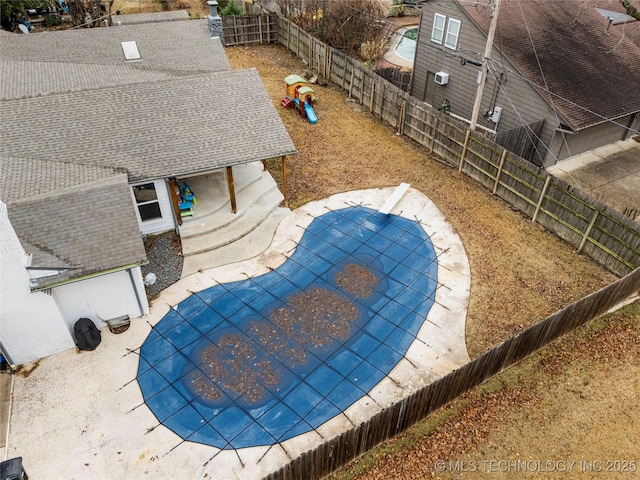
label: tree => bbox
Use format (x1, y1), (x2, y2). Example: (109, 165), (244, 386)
(620, 0), (640, 20)
(0, 0), (47, 31)
(221, 0), (243, 16)
(275, 0), (388, 61)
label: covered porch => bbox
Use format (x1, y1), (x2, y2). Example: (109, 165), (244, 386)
(173, 160), (291, 277)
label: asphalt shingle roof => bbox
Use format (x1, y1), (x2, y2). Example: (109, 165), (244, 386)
(462, 0), (640, 130)
(0, 157), (126, 202)
(1, 68), (297, 182)
(7, 174), (147, 289)
(1, 18), (297, 288)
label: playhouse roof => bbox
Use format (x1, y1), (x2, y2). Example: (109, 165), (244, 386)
(285, 74), (307, 85)
(298, 86), (315, 96)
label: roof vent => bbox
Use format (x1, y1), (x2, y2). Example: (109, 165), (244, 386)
(121, 41), (140, 61)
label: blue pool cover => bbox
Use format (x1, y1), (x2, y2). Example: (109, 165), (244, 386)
(137, 206), (438, 449)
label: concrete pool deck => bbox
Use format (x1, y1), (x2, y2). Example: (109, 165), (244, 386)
(3, 187), (470, 479)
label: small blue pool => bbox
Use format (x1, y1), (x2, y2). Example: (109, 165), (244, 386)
(137, 206), (438, 449)
(395, 27), (418, 62)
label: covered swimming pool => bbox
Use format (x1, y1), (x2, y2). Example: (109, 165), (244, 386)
(137, 205), (440, 449)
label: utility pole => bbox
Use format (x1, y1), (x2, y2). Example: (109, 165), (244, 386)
(470, 0), (501, 131)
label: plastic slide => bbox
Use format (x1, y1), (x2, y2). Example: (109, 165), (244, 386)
(304, 103), (318, 124)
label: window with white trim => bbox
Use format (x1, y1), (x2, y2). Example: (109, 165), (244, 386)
(444, 18), (461, 50)
(133, 183), (162, 221)
(431, 13), (446, 44)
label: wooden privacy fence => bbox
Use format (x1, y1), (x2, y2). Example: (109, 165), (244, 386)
(264, 267), (640, 480)
(222, 13), (278, 46)
(222, 13), (640, 275)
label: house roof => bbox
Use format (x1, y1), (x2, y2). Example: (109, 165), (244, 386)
(1, 68), (296, 182)
(461, 0), (640, 131)
(1, 19), (296, 182)
(5, 174), (147, 289)
(0, 17), (297, 288)
(1, 20), (230, 100)
(0, 157), (126, 202)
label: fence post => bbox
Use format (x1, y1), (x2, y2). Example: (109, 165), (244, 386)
(323, 44), (328, 79)
(349, 69), (354, 99)
(398, 100), (406, 136)
(532, 175), (552, 223)
(429, 115), (438, 152)
(342, 59), (348, 90)
(308, 33), (312, 68)
(380, 83), (385, 119)
(458, 129), (471, 172)
(578, 209), (599, 252)
(493, 149), (508, 194)
(370, 81), (375, 113)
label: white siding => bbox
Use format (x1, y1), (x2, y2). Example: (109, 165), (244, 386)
(52, 267), (149, 333)
(0, 203), (75, 365)
(130, 179), (175, 235)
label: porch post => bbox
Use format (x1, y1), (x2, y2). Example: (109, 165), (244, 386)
(281, 156), (288, 208)
(167, 178), (182, 226)
(262, 159), (267, 171)
(226, 166), (237, 213)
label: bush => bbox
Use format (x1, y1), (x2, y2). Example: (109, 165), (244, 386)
(221, 0), (243, 16)
(277, 0), (389, 62)
(42, 14), (62, 27)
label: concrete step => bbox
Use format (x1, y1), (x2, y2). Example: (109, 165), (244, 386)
(179, 163), (265, 227)
(181, 207), (290, 277)
(181, 182), (284, 257)
(180, 169), (280, 240)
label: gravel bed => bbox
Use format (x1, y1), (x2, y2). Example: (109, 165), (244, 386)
(141, 230), (184, 301)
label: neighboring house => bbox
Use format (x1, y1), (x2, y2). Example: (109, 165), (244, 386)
(0, 17), (296, 365)
(411, 0), (640, 166)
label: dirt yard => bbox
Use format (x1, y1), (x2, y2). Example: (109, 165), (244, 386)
(225, 43), (638, 478)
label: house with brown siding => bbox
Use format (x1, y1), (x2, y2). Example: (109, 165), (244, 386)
(411, 0), (640, 166)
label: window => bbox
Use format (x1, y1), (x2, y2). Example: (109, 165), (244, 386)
(431, 13), (446, 44)
(445, 18), (461, 50)
(133, 183), (162, 221)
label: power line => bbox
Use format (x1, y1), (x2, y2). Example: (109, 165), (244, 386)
(516, 0), (572, 158)
(486, 57), (640, 135)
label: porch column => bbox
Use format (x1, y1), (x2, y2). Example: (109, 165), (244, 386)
(167, 178), (182, 226)
(226, 166), (237, 213)
(282, 155), (288, 208)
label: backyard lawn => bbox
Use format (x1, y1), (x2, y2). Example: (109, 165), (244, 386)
(226, 43), (638, 479)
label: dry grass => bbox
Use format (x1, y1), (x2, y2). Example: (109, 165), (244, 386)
(226, 43), (616, 358)
(225, 43), (638, 479)
(112, 0), (209, 17)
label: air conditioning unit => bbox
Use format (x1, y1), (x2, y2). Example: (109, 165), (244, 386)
(434, 71), (449, 85)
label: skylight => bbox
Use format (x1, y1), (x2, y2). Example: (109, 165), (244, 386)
(595, 8), (636, 25)
(121, 41), (141, 61)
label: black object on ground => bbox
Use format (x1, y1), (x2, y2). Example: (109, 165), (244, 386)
(74, 318), (101, 351)
(0, 456), (29, 480)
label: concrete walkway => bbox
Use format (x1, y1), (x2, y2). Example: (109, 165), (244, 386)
(3, 188), (470, 479)
(547, 137), (640, 215)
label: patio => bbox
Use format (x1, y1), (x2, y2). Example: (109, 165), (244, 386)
(3, 187), (470, 479)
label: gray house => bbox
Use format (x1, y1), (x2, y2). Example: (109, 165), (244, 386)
(0, 18), (296, 364)
(411, 0), (640, 166)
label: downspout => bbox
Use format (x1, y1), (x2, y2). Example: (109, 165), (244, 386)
(128, 268), (146, 317)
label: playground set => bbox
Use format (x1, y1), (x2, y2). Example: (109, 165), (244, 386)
(280, 74), (318, 124)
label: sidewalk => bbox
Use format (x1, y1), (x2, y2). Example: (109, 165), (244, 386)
(547, 137), (640, 215)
